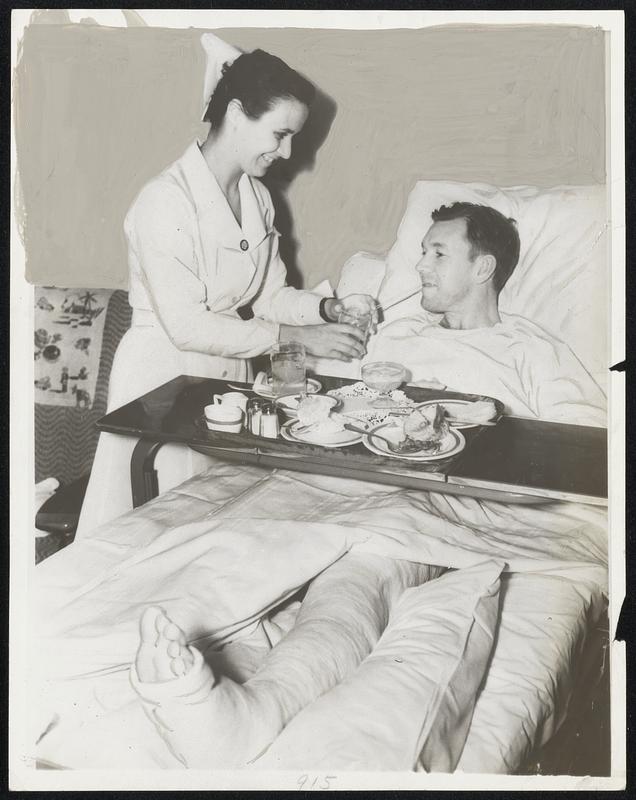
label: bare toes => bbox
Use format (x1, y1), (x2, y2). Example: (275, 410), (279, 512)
(136, 607), (194, 685)
(136, 607), (167, 682)
(164, 622), (183, 642)
(154, 610), (170, 637)
(140, 606), (164, 645)
(167, 640), (181, 658)
(181, 647), (195, 670)
(171, 656), (186, 677)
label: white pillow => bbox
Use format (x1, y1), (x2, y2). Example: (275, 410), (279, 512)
(337, 250), (387, 298)
(253, 560), (503, 772)
(377, 181), (608, 387)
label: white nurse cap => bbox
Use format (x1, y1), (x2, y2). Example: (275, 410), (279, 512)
(200, 32), (242, 119)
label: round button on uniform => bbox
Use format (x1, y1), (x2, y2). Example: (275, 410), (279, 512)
(240, 239), (249, 251)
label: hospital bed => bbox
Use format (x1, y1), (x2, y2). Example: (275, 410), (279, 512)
(32, 180), (611, 776)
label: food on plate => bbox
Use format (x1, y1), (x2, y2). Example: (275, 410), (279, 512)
(296, 395), (345, 437)
(277, 393), (337, 419)
(443, 399), (497, 424)
(297, 395), (335, 425)
(398, 404), (450, 453)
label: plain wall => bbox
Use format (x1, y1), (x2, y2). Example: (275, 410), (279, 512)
(15, 22), (606, 290)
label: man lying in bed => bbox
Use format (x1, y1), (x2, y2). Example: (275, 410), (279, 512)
(369, 201), (605, 425)
(115, 202), (605, 769)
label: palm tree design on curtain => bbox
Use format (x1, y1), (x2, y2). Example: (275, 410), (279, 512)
(79, 291), (97, 315)
(59, 291), (104, 324)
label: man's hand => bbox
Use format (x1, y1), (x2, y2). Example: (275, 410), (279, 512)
(279, 322), (367, 362)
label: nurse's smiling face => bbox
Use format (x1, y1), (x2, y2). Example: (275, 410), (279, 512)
(415, 218), (479, 313)
(233, 97), (309, 177)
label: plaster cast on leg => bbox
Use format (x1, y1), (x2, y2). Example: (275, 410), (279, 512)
(245, 552), (443, 729)
(130, 555), (442, 768)
(131, 607), (270, 769)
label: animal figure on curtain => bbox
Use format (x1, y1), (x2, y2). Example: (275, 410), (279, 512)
(71, 385), (91, 408)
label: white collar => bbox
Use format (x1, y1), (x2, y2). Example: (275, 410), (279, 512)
(177, 141), (269, 250)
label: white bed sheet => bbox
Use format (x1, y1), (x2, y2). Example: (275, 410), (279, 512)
(34, 462), (607, 772)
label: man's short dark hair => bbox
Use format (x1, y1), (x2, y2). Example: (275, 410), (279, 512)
(431, 202), (521, 293)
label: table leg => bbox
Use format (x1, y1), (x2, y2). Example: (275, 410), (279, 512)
(130, 439), (164, 508)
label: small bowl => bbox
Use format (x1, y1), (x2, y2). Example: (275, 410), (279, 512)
(361, 361), (407, 388)
(275, 393), (339, 420)
(204, 404), (244, 433)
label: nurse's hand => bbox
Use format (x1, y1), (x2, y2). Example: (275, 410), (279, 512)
(279, 322), (367, 361)
(323, 294), (379, 334)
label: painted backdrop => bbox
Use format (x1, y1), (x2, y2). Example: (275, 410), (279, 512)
(15, 19), (605, 291)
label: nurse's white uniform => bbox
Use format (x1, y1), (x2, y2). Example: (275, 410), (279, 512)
(77, 142), (324, 538)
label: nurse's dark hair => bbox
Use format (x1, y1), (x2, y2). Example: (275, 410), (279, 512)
(431, 202), (521, 293)
(204, 49), (315, 130)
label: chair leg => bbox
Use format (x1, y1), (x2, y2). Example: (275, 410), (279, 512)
(35, 473), (90, 536)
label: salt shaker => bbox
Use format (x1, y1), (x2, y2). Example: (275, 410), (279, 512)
(246, 398), (264, 435)
(259, 402), (280, 439)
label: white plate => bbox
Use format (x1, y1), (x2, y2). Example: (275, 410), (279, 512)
(281, 420), (362, 447)
(363, 422), (466, 461)
(275, 393), (339, 419)
(253, 377), (323, 399)
(415, 399), (497, 429)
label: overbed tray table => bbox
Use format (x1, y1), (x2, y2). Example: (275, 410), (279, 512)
(97, 375), (608, 508)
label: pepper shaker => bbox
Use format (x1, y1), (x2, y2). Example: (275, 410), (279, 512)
(259, 402), (280, 439)
(246, 398), (264, 435)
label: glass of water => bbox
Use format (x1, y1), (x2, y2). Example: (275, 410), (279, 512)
(337, 295), (374, 345)
(338, 308), (373, 342)
(271, 341), (307, 397)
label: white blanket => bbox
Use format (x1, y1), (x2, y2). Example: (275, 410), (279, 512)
(34, 460), (607, 771)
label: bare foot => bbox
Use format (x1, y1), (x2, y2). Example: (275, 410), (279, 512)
(135, 606), (195, 683)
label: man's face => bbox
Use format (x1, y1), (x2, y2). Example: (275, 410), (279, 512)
(415, 218), (478, 313)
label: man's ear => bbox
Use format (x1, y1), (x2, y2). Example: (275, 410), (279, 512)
(474, 253), (496, 285)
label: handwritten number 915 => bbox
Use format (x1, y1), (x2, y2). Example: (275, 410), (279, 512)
(297, 774), (336, 790)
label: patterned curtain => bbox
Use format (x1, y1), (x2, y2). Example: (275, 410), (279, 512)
(34, 290), (132, 486)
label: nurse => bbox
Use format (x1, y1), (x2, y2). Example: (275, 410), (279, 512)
(77, 40), (375, 537)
